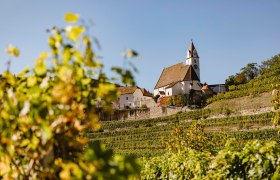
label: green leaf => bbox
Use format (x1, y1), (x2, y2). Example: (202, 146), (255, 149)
(64, 12), (80, 23)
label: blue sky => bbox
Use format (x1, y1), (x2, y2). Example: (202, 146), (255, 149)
(0, 1), (279, 91)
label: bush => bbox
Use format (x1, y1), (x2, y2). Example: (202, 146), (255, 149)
(141, 104), (148, 108)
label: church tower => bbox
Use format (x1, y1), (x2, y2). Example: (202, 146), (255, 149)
(186, 40), (200, 80)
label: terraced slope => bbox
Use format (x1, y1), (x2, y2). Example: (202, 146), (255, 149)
(88, 111), (278, 157)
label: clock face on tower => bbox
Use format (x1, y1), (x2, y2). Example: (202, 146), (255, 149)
(194, 64), (198, 69)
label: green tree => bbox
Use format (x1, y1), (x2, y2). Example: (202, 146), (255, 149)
(240, 62), (259, 81)
(259, 54), (280, 74)
(0, 13), (140, 179)
(224, 75), (236, 91)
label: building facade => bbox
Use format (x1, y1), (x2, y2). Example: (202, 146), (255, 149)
(154, 41), (201, 97)
(117, 86), (153, 108)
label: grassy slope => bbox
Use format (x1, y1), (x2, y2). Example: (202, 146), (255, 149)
(206, 92), (273, 117)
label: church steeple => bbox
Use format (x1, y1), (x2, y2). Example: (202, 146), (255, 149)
(187, 40), (199, 59)
(186, 40), (200, 80)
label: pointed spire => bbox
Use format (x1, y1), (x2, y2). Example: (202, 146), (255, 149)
(187, 40), (199, 59)
(189, 40), (195, 53)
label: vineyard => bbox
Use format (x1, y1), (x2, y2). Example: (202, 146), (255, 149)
(88, 110), (278, 157)
(88, 55), (280, 159)
(207, 54), (280, 104)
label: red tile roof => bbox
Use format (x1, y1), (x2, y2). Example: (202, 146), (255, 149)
(140, 88), (153, 97)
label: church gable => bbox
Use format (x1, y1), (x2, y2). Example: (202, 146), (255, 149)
(183, 65), (200, 82)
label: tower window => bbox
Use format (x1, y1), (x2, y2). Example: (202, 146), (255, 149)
(194, 59), (197, 63)
(126, 97), (128, 100)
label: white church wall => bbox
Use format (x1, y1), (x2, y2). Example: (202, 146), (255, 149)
(170, 82), (183, 95)
(154, 86), (167, 97)
(165, 88), (173, 96)
(118, 89), (151, 108)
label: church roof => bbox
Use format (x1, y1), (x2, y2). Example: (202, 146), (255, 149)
(154, 62), (200, 89)
(187, 41), (199, 59)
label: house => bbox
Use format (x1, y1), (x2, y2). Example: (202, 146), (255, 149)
(208, 84), (226, 94)
(154, 41), (201, 97)
(117, 86), (153, 108)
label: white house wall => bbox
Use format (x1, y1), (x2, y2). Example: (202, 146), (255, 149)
(132, 89), (143, 107)
(119, 89), (153, 108)
(119, 94), (134, 108)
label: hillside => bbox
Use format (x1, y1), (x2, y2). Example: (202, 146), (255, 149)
(89, 54), (280, 157)
(207, 54), (280, 103)
(206, 92), (273, 117)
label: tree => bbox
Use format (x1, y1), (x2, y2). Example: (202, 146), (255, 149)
(240, 63), (259, 81)
(0, 13), (140, 179)
(259, 55), (280, 74)
(224, 63), (260, 90)
(234, 72), (247, 84)
(225, 75), (236, 91)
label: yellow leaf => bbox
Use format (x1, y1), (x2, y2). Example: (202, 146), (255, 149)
(96, 83), (116, 98)
(64, 12), (80, 23)
(39, 52), (49, 59)
(27, 76), (37, 87)
(35, 52), (48, 76)
(6, 44), (20, 57)
(66, 26), (85, 42)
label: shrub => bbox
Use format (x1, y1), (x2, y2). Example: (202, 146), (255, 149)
(141, 104), (148, 108)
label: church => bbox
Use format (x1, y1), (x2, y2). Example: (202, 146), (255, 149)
(154, 41), (202, 97)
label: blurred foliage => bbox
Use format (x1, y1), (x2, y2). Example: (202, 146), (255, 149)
(0, 13), (140, 179)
